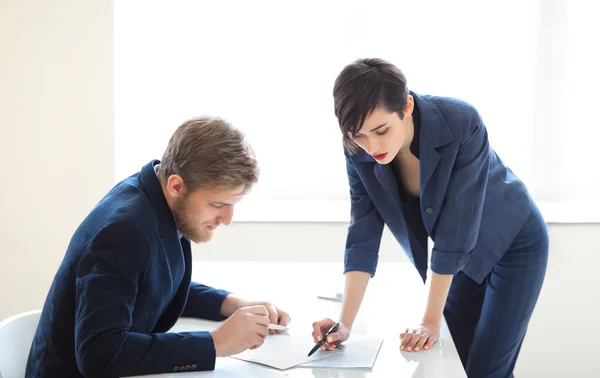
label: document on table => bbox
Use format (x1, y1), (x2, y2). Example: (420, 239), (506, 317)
(231, 332), (343, 370)
(299, 335), (384, 369)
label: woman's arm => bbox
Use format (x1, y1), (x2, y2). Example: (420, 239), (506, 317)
(339, 271), (371, 328)
(400, 272), (453, 352)
(422, 272), (454, 328)
(403, 106), (491, 352)
(312, 153), (384, 348)
(312, 270), (370, 350)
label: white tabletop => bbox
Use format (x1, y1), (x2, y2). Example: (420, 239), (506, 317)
(139, 261), (466, 378)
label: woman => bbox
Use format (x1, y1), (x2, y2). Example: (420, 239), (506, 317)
(311, 58), (548, 378)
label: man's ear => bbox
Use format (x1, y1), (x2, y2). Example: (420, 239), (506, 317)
(165, 174), (187, 199)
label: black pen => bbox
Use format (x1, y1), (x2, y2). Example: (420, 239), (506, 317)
(308, 322), (339, 357)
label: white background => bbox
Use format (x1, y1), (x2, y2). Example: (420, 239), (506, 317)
(2, 1), (598, 376)
(114, 0), (600, 222)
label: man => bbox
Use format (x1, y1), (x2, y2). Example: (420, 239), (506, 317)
(26, 116), (290, 377)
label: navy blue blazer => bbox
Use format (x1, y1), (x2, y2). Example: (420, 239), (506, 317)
(344, 91), (535, 284)
(26, 160), (230, 378)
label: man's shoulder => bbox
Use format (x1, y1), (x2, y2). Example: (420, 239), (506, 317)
(78, 175), (159, 244)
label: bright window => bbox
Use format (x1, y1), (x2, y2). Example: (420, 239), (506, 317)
(114, 0), (600, 223)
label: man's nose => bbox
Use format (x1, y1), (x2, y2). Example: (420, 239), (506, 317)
(218, 207), (233, 225)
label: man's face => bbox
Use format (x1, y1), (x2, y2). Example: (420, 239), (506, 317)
(170, 185), (244, 243)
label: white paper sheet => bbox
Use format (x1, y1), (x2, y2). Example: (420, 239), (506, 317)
(298, 335), (384, 369)
(230, 332), (343, 370)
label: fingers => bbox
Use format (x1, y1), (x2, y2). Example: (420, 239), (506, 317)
(247, 305), (269, 316)
(323, 325), (350, 351)
(414, 333), (429, 352)
(276, 311), (291, 334)
(406, 332), (423, 351)
(278, 311), (291, 326)
(323, 343), (337, 351)
(424, 335), (437, 350)
(400, 329), (423, 351)
(326, 331), (341, 344)
(253, 314), (270, 328)
(312, 319), (331, 341)
(400, 330), (415, 351)
(312, 318), (344, 348)
(320, 339), (336, 351)
(250, 335), (266, 350)
(264, 304), (279, 335)
(319, 332), (340, 351)
(400, 329), (438, 352)
(400, 328), (408, 339)
(256, 324), (268, 339)
(312, 322), (322, 341)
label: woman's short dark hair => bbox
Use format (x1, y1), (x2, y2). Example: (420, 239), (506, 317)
(333, 58), (409, 154)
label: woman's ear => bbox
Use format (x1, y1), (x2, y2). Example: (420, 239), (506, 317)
(403, 94), (415, 118)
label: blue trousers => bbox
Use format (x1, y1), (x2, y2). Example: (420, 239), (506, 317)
(444, 204), (549, 378)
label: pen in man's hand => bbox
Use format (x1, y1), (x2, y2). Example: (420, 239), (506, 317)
(307, 322), (339, 357)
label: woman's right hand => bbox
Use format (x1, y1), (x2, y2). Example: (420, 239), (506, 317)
(311, 318), (351, 351)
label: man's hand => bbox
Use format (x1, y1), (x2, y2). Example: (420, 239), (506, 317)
(210, 305), (270, 357)
(260, 301), (291, 335)
(241, 300), (290, 334)
(220, 295), (291, 335)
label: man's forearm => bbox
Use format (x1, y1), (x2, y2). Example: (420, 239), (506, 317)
(219, 293), (245, 318)
(77, 329), (217, 376)
(422, 272), (454, 327)
(182, 282), (231, 320)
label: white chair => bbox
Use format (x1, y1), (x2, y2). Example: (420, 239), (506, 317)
(0, 309), (42, 378)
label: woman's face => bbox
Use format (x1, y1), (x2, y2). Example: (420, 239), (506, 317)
(351, 96), (415, 164)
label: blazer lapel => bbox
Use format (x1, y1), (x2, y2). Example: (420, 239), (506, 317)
(374, 163), (401, 201)
(153, 237), (191, 332)
(421, 147), (441, 193)
(411, 92), (455, 232)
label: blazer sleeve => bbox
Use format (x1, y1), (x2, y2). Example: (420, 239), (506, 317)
(74, 221), (218, 377)
(430, 109), (491, 275)
(181, 282), (230, 320)
(343, 153), (385, 277)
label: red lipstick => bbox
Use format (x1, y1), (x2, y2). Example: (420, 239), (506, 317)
(373, 153), (387, 161)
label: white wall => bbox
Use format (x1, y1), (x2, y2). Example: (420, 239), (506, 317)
(0, 1), (598, 377)
(0, 0), (114, 320)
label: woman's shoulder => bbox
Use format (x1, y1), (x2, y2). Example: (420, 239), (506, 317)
(414, 92), (486, 144)
(420, 93), (481, 124)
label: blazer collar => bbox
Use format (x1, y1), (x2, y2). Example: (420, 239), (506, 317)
(139, 159), (179, 239)
(351, 91), (454, 163)
(413, 91), (455, 149)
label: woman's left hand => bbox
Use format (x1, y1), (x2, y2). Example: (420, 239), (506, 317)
(399, 321), (440, 352)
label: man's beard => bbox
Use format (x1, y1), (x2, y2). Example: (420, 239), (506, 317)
(172, 197), (212, 244)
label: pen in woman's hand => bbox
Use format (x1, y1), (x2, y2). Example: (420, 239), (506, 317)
(308, 322), (339, 356)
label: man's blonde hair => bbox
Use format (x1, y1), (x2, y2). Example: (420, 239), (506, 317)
(159, 116), (259, 194)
